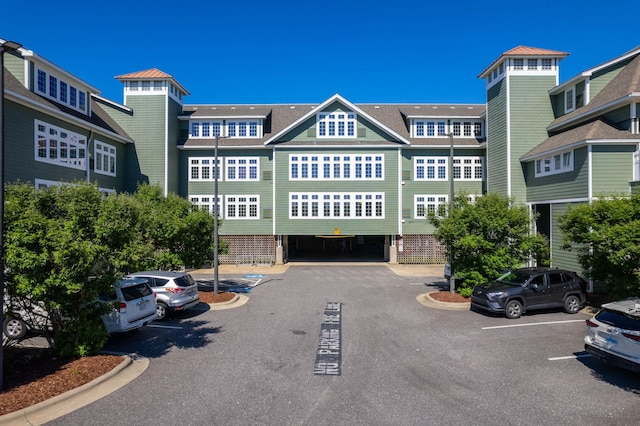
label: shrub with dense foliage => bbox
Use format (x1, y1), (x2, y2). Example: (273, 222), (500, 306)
(3, 182), (220, 356)
(560, 195), (640, 299)
(429, 193), (549, 295)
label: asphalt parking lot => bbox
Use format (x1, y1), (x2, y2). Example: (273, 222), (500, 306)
(49, 265), (640, 426)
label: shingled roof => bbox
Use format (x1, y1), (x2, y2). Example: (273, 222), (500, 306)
(521, 118), (640, 160)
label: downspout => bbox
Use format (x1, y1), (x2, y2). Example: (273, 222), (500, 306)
(87, 130), (93, 182)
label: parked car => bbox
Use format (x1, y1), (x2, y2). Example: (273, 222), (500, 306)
(3, 277), (157, 340)
(470, 267), (587, 319)
(125, 271), (200, 320)
(584, 298), (640, 373)
(100, 277), (158, 333)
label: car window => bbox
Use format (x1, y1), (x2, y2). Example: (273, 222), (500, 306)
(174, 276), (193, 287)
(154, 278), (169, 287)
(497, 270), (532, 286)
(596, 309), (640, 331)
(529, 275), (544, 287)
(120, 283), (153, 301)
(548, 273), (564, 286)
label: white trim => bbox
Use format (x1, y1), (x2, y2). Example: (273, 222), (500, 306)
(414, 194), (448, 219)
(397, 148), (403, 236)
(273, 148), (277, 235)
(289, 153), (384, 180)
(289, 192), (385, 219)
(6, 90), (133, 144)
(534, 150), (574, 177)
(34, 119), (87, 170)
(94, 140), (117, 177)
(225, 194), (260, 219)
(164, 94), (169, 196)
(506, 75), (512, 197)
(588, 145), (593, 200)
(189, 195), (223, 218)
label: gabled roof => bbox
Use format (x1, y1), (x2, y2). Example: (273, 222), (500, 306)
(115, 68), (190, 95)
(521, 118), (640, 161)
(478, 46), (569, 78)
(548, 52), (640, 131)
(263, 94), (411, 145)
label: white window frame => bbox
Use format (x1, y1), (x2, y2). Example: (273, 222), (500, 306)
(565, 87), (576, 113)
(289, 192), (384, 219)
(414, 194), (448, 219)
(289, 154), (383, 180)
(227, 121), (261, 138)
(414, 157), (448, 181)
(94, 140), (117, 177)
(34, 119), (86, 170)
(452, 157), (484, 181)
(189, 157), (220, 181)
(412, 120), (447, 138)
(226, 157), (259, 181)
(34, 67), (88, 114)
(225, 195), (260, 219)
(316, 112), (357, 138)
(534, 150), (574, 177)
(189, 195), (223, 217)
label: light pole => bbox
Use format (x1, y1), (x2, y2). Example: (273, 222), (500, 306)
(448, 132), (455, 294)
(213, 134), (220, 294)
(1, 39), (23, 391)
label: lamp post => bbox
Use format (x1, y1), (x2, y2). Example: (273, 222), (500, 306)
(1, 39), (23, 391)
(448, 132), (455, 294)
(213, 134), (220, 294)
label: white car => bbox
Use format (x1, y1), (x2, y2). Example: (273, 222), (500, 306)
(585, 298), (640, 373)
(3, 277), (157, 340)
(125, 271), (200, 320)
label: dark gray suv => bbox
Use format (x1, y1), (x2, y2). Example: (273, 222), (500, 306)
(471, 267), (587, 319)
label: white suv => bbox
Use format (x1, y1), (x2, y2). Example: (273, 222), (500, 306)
(585, 298), (640, 373)
(125, 271), (200, 320)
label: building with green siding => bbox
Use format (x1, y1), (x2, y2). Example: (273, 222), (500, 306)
(3, 39), (640, 273)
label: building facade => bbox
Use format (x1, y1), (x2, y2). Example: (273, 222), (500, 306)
(2, 40), (640, 270)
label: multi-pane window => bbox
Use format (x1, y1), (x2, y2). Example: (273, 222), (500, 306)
(317, 112), (357, 138)
(452, 157), (483, 181)
(141, 81), (151, 91)
(190, 196), (222, 216)
(413, 120), (446, 138)
(226, 195), (259, 219)
(415, 195), (448, 218)
(527, 58), (538, 70)
(513, 58), (524, 70)
(226, 157), (259, 181)
(227, 121), (260, 138)
(565, 87), (575, 112)
(94, 141), (116, 176)
(34, 68), (86, 114)
(415, 157), (447, 181)
(35, 119), (86, 170)
(189, 121), (258, 138)
(290, 192), (383, 219)
(535, 150), (573, 177)
(153, 81), (163, 91)
(542, 58), (552, 70)
(290, 154), (383, 180)
(189, 157), (220, 181)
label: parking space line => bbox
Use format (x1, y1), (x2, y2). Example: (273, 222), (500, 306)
(148, 324), (183, 330)
(482, 319), (585, 330)
(548, 353), (591, 361)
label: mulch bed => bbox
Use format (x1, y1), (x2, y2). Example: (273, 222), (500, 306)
(429, 291), (470, 303)
(198, 291), (236, 304)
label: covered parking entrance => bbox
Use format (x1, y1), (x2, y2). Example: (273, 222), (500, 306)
(286, 235), (386, 261)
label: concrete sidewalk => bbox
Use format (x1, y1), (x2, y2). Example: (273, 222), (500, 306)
(189, 262), (445, 278)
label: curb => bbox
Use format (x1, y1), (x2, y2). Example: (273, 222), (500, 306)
(0, 355), (149, 426)
(208, 293), (249, 310)
(417, 292), (471, 311)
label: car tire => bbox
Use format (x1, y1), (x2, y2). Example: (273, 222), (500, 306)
(3, 317), (28, 340)
(564, 295), (581, 314)
(505, 300), (523, 319)
(156, 302), (169, 321)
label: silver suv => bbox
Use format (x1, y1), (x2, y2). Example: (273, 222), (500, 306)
(125, 271), (200, 320)
(585, 298), (640, 373)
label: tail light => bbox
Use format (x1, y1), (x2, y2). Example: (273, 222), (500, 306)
(622, 332), (640, 342)
(119, 302), (127, 313)
(586, 319), (599, 328)
(165, 287), (187, 294)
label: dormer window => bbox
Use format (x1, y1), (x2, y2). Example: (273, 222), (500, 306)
(35, 67), (89, 115)
(317, 112), (356, 138)
(190, 120), (262, 139)
(565, 87), (575, 113)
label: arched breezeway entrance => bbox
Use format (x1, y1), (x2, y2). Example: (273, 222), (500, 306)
(286, 235), (386, 261)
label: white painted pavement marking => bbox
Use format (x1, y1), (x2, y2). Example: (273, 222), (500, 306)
(482, 319), (585, 330)
(548, 354), (591, 361)
(147, 324), (183, 330)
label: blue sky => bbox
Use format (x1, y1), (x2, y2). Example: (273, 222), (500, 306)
(2, 0), (637, 105)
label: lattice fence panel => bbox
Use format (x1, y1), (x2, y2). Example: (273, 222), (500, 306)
(219, 235), (276, 265)
(397, 235), (447, 264)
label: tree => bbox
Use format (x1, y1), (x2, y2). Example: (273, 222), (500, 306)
(559, 195), (640, 298)
(429, 193), (549, 295)
(3, 182), (219, 356)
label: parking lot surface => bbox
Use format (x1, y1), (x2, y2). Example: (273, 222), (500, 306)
(48, 265), (640, 425)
